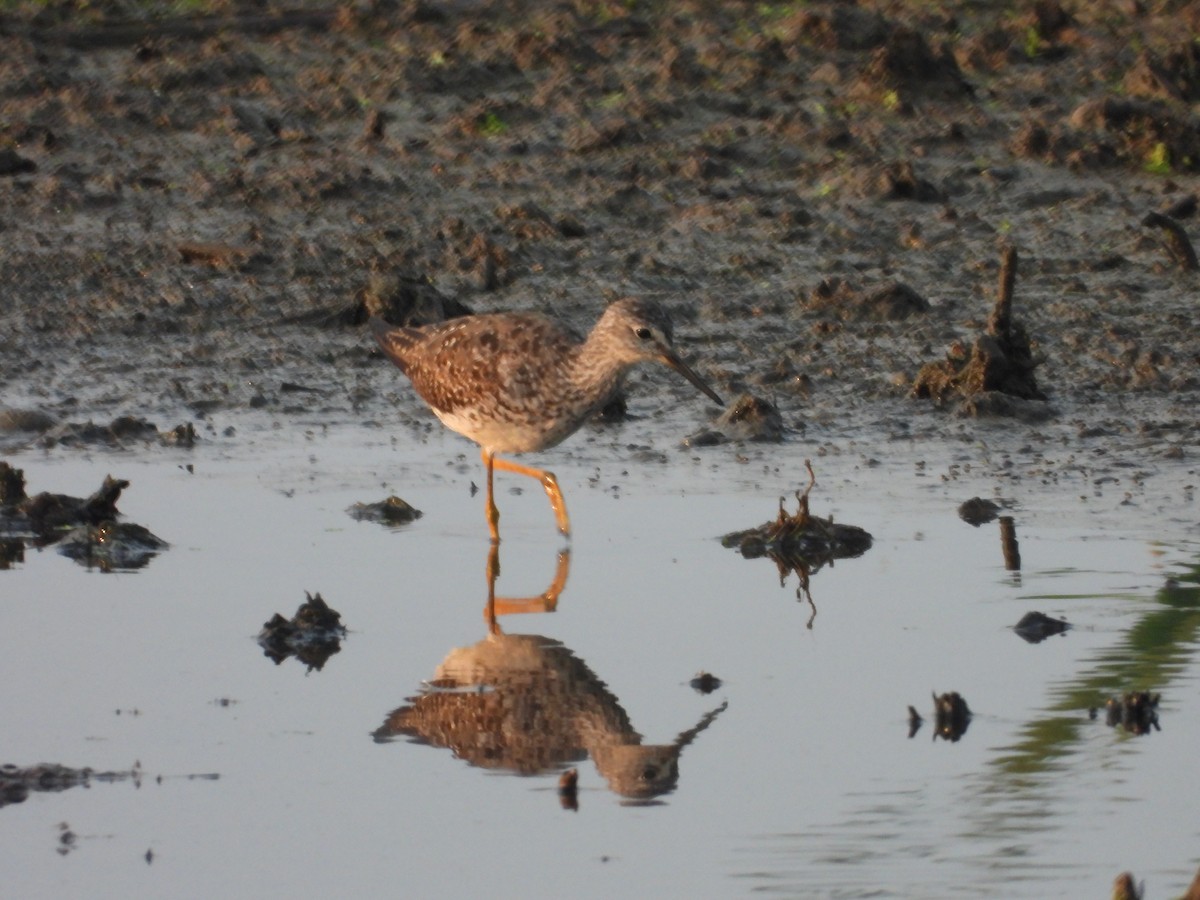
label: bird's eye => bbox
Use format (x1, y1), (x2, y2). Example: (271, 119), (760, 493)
(635, 327), (653, 341)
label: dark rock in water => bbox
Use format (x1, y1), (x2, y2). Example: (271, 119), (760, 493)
(1105, 691), (1160, 735)
(685, 393), (783, 446)
(57, 521), (168, 571)
(958, 496), (1001, 526)
(932, 691), (971, 742)
(347, 495), (423, 525)
(1013, 611), (1070, 643)
(258, 592), (347, 671)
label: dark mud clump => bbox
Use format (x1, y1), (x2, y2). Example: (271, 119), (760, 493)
(0, 413), (196, 451)
(689, 672), (722, 695)
(346, 495), (422, 526)
(932, 691), (972, 743)
(557, 767), (579, 811)
(314, 271), (475, 329)
(0, 463), (167, 570)
(0, 463), (126, 533)
(1012, 610), (1071, 643)
(57, 519), (169, 571)
(258, 591), (347, 671)
(722, 463), (872, 628)
(803, 278), (931, 322)
(722, 465), (873, 568)
(685, 393), (783, 446)
(912, 246), (1048, 419)
(957, 496), (1002, 526)
(37, 416), (197, 450)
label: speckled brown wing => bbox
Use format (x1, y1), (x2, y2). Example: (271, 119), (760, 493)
(371, 313), (579, 417)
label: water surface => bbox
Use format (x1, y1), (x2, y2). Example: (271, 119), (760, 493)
(2, 423), (1197, 898)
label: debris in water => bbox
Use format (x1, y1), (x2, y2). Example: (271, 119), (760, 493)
(999, 515), (1021, 571)
(0, 464), (167, 570)
(932, 692), (972, 742)
(1013, 611), (1070, 643)
(1112, 871), (1144, 900)
(347, 495), (423, 525)
(57, 520), (168, 571)
(721, 461), (872, 628)
(258, 592), (347, 672)
(689, 672), (722, 695)
(907, 705), (924, 739)
(558, 768), (579, 811)
(1104, 691), (1160, 735)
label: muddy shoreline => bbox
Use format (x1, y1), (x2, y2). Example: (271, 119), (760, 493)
(1, 1), (1197, 484)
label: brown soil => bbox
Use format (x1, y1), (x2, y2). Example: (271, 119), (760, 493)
(2, 0), (1198, 466)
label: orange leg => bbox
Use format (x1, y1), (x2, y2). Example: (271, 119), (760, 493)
(480, 450), (571, 539)
(483, 450), (502, 542)
(484, 543), (571, 634)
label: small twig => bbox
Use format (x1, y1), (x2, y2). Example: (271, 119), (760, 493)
(1141, 211), (1199, 271)
(794, 459), (817, 521)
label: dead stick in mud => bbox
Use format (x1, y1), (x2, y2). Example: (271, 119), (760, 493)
(1141, 211), (1199, 271)
(999, 516), (1021, 571)
(988, 245), (1017, 338)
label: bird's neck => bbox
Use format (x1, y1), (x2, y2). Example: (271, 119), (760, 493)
(568, 339), (632, 411)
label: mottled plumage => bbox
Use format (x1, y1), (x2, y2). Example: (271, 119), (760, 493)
(370, 297), (723, 540)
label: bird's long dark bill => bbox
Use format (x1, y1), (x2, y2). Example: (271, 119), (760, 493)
(662, 351), (724, 406)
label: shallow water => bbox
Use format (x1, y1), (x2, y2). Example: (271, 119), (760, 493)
(2, 421), (1198, 899)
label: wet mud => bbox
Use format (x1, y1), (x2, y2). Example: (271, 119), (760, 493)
(0, 0), (1197, 475)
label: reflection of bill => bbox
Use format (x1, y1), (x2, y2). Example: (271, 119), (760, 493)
(374, 544), (726, 804)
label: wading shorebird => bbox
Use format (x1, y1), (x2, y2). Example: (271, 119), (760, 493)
(370, 297), (723, 541)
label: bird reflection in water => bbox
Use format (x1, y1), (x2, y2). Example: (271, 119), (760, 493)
(374, 544), (726, 804)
